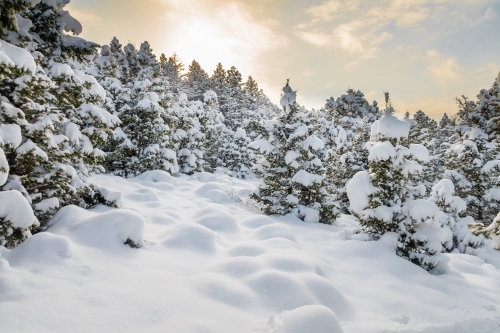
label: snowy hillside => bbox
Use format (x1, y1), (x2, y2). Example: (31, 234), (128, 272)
(1, 171), (499, 333)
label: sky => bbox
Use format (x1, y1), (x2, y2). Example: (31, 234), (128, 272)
(67, 0), (500, 119)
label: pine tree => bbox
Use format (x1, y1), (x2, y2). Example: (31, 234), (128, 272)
(250, 80), (338, 224)
(186, 59), (210, 99)
(430, 179), (485, 255)
(1, 0), (119, 234)
(317, 89), (380, 212)
(103, 41), (177, 177)
(348, 108), (443, 271)
(171, 94), (205, 174)
(223, 128), (253, 179)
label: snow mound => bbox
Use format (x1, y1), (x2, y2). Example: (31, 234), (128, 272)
(247, 270), (316, 311)
(227, 243), (268, 257)
(264, 254), (314, 273)
(191, 172), (218, 183)
(133, 170), (178, 186)
(3, 233), (72, 267)
(162, 224), (216, 252)
(251, 223), (297, 243)
(240, 215), (274, 228)
(192, 204), (239, 233)
(192, 273), (256, 308)
(205, 189), (230, 203)
(49, 208), (144, 249)
(266, 305), (343, 333)
(210, 257), (265, 278)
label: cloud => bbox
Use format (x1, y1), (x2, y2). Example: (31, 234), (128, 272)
(157, 0), (287, 74)
(295, 0), (496, 60)
(425, 50), (462, 86)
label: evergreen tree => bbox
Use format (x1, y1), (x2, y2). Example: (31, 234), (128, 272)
(430, 179), (485, 255)
(223, 128), (253, 179)
(171, 93), (205, 174)
(348, 110), (443, 271)
(250, 80), (338, 224)
(1, 0), (119, 233)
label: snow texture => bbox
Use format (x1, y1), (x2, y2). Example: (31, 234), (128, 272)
(1, 173), (500, 333)
(0, 124), (22, 149)
(0, 40), (37, 73)
(409, 144), (430, 162)
(0, 190), (37, 228)
(346, 171), (379, 211)
(292, 170), (323, 186)
(368, 141), (396, 162)
(371, 115), (410, 140)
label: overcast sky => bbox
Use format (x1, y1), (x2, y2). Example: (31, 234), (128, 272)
(68, 0), (500, 119)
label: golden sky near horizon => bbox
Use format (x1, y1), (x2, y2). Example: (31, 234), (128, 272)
(68, 0), (500, 119)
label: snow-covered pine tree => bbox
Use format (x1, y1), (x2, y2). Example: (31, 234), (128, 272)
(185, 59), (210, 100)
(1, 1), (120, 230)
(429, 179), (484, 255)
(317, 89), (380, 212)
(223, 127), (253, 179)
(21, 0), (98, 65)
(445, 74), (500, 225)
(407, 110), (440, 192)
(250, 80), (338, 224)
(104, 41), (177, 176)
(171, 93), (205, 174)
(159, 52), (184, 93)
(347, 106), (443, 271)
(199, 90), (229, 172)
(0, 0), (42, 248)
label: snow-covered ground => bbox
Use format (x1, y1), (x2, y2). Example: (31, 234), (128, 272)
(1, 171), (500, 333)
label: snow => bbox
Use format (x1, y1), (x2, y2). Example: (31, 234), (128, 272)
(203, 90), (218, 102)
(73, 69), (107, 100)
(371, 115), (410, 140)
(280, 82), (297, 109)
(234, 127), (246, 138)
(63, 122), (82, 144)
(1, 173), (500, 333)
(60, 11), (83, 35)
(368, 141), (396, 162)
(34, 198), (60, 213)
(0, 148), (8, 186)
(285, 151), (299, 166)
(249, 139), (275, 154)
(292, 170), (323, 186)
(16, 140), (48, 160)
(497, 71), (500, 86)
(302, 135), (325, 151)
(3, 233), (72, 267)
(265, 305), (343, 333)
(407, 199), (440, 222)
(78, 104), (120, 127)
(0, 190), (37, 229)
(0, 40), (37, 73)
(409, 144), (430, 162)
(0, 124), (22, 149)
(346, 171), (379, 211)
